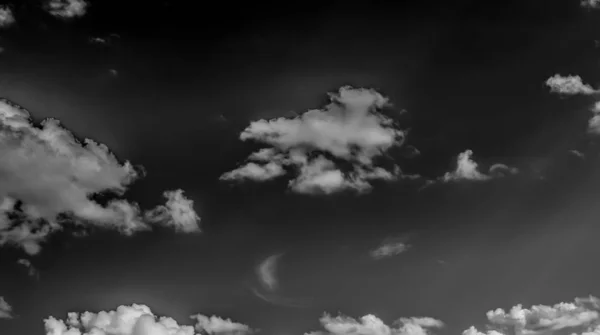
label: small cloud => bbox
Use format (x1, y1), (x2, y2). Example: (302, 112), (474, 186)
(582, 0), (600, 9)
(306, 313), (443, 335)
(441, 150), (517, 182)
(17, 258), (39, 279)
(108, 69), (118, 77)
(569, 149), (585, 159)
(88, 37), (108, 45)
(589, 102), (600, 135)
(0, 297), (13, 319)
(221, 86), (417, 195)
(144, 189), (201, 233)
(46, 0), (88, 19)
(44, 304), (253, 335)
(0, 5), (15, 28)
(546, 74), (598, 95)
(256, 253), (283, 291)
(370, 237), (410, 260)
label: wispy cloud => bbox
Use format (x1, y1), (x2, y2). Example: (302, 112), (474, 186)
(370, 237), (411, 260)
(0, 297), (13, 319)
(256, 253), (283, 291)
(46, 0), (88, 19)
(221, 86), (417, 195)
(0, 99), (200, 254)
(0, 5), (15, 28)
(44, 304), (253, 335)
(17, 258), (39, 279)
(546, 74), (598, 95)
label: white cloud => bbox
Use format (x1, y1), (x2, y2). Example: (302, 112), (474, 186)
(0, 5), (15, 28)
(582, 0), (600, 9)
(588, 102), (600, 135)
(464, 296), (600, 335)
(370, 239), (410, 260)
(144, 190), (201, 233)
(0, 296), (13, 319)
(44, 304), (252, 335)
(306, 313), (443, 335)
(546, 75), (598, 95)
(221, 86), (415, 194)
(46, 0), (88, 19)
(256, 253), (282, 291)
(0, 99), (200, 254)
(441, 150), (517, 182)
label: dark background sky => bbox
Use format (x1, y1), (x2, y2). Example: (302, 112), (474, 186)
(2, 0), (600, 335)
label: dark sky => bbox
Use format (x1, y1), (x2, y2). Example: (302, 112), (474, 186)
(3, 1), (600, 335)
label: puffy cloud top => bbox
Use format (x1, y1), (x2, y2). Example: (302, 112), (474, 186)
(306, 313), (443, 335)
(221, 86), (414, 194)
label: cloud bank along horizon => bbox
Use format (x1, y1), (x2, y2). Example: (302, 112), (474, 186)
(0, 98), (201, 256)
(37, 295), (600, 335)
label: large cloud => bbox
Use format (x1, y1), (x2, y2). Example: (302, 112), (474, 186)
(44, 304), (253, 335)
(0, 296), (13, 319)
(545, 75), (598, 95)
(464, 296), (600, 335)
(440, 150), (517, 182)
(221, 86), (416, 194)
(306, 313), (443, 335)
(0, 99), (200, 255)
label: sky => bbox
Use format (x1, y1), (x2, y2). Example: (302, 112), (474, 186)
(4, 0), (600, 335)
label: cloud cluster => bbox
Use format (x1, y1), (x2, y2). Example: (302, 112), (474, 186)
(0, 296), (13, 319)
(0, 5), (14, 28)
(465, 296), (600, 335)
(545, 75), (598, 95)
(0, 99), (200, 255)
(46, 0), (88, 19)
(306, 313), (444, 335)
(582, 0), (600, 9)
(370, 238), (410, 260)
(44, 304), (253, 335)
(441, 150), (517, 182)
(221, 86), (413, 194)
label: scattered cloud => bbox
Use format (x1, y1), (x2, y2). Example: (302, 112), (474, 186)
(464, 296), (600, 335)
(17, 258), (39, 279)
(221, 86), (417, 194)
(370, 237), (411, 260)
(306, 313), (443, 335)
(582, 0), (600, 9)
(569, 149), (585, 159)
(46, 0), (88, 19)
(588, 102), (600, 135)
(109, 69), (119, 77)
(44, 304), (253, 335)
(144, 190), (201, 233)
(441, 150), (517, 182)
(0, 297), (13, 319)
(546, 75), (598, 95)
(0, 5), (15, 28)
(0, 99), (200, 254)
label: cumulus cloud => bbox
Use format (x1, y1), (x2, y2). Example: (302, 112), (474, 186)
(588, 102), (600, 135)
(44, 304), (252, 335)
(0, 296), (13, 319)
(582, 0), (600, 9)
(46, 0), (88, 19)
(221, 86), (416, 195)
(0, 99), (200, 254)
(144, 190), (201, 233)
(0, 5), (15, 28)
(306, 313), (443, 335)
(546, 75), (598, 95)
(441, 150), (517, 182)
(464, 296), (600, 335)
(370, 237), (410, 260)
